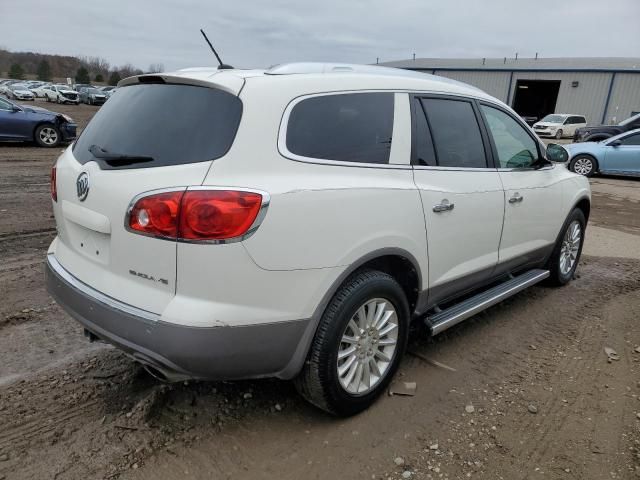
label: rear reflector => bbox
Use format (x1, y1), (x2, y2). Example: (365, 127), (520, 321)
(127, 189), (266, 241)
(51, 165), (57, 202)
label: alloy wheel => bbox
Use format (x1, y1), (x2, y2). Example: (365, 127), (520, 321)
(559, 220), (581, 276)
(39, 127), (58, 146)
(337, 298), (398, 395)
(573, 157), (593, 176)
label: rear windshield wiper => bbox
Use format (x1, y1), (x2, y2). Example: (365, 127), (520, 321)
(89, 144), (154, 165)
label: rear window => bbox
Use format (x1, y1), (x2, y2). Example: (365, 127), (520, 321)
(285, 92), (394, 164)
(73, 83), (242, 169)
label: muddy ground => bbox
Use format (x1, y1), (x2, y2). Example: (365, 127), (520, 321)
(0, 101), (639, 480)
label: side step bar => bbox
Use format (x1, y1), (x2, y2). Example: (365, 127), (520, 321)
(425, 269), (550, 335)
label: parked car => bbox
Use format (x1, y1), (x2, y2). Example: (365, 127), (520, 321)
(0, 96), (77, 147)
(32, 83), (52, 98)
(8, 84), (35, 101)
(46, 63), (590, 416)
(43, 85), (80, 104)
(573, 112), (640, 142)
(533, 114), (587, 139)
(78, 87), (107, 105)
(564, 129), (640, 177)
(73, 83), (94, 93)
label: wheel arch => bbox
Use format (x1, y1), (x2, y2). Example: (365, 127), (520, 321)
(573, 196), (591, 223)
(276, 248), (423, 380)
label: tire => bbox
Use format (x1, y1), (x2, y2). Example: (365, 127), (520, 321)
(34, 124), (61, 148)
(569, 155), (597, 177)
(56, 96), (60, 104)
(555, 129), (563, 140)
(45, 95), (50, 103)
(546, 208), (586, 286)
(295, 269), (410, 416)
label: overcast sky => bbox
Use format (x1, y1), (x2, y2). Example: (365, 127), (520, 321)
(1, 0), (639, 71)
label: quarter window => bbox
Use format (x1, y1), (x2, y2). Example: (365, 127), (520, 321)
(420, 98), (487, 168)
(286, 93), (394, 164)
(481, 105), (539, 168)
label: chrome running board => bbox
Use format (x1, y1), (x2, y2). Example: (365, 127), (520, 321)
(425, 269), (550, 335)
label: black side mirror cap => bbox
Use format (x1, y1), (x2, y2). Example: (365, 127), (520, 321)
(546, 143), (569, 163)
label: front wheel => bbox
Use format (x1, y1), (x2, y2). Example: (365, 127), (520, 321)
(546, 209), (586, 286)
(34, 124), (61, 148)
(555, 129), (563, 139)
(570, 155), (596, 177)
(295, 270), (409, 416)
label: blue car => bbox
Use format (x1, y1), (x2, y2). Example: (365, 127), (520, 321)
(565, 129), (640, 178)
(0, 96), (77, 147)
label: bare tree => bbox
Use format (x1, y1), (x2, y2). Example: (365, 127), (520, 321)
(147, 63), (164, 73)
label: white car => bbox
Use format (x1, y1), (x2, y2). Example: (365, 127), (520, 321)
(32, 83), (53, 98)
(533, 114), (587, 139)
(43, 84), (80, 104)
(8, 83), (35, 101)
(46, 63), (591, 416)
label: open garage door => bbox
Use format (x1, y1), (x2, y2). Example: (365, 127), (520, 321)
(512, 79), (560, 125)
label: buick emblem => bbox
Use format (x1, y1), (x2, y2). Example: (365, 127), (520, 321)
(76, 172), (89, 201)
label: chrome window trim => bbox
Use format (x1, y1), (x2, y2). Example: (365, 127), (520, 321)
(47, 254), (160, 322)
(124, 186), (271, 245)
(278, 90), (412, 170)
(412, 165), (498, 172)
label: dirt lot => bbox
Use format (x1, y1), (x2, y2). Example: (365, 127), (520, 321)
(1, 101), (639, 480)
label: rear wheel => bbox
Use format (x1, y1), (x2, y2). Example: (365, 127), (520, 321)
(570, 155), (596, 177)
(34, 124), (61, 148)
(546, 209), (586, 286)
(555, 129), (563, 139)
(295, 270), (409, 416)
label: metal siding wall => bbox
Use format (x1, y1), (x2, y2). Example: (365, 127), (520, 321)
(432, 70), (510, 102)
(605, 73), (640, 124)
(509, 72), (611, 124)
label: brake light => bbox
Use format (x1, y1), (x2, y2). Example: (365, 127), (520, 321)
(51, 165), (57, 202)
(127, 189), (265, 241)
(128, 191), (183, 239)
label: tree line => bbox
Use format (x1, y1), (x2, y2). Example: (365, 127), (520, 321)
(1, 49), (163, 85)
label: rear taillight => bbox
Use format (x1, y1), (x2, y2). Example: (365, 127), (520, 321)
(51, 165), (57, 202)
(128, 191), (183, 239)
(126, 189), (266, 242)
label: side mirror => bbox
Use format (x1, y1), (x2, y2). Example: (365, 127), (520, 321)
(546, 143), (569, 163)
(11, 105), (22, 112)
(610, 140), (622, 147)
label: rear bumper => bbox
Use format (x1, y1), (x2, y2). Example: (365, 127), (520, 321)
(45, 254), (311, 381)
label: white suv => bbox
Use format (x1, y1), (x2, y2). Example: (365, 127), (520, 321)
(46, 64), (591, 415)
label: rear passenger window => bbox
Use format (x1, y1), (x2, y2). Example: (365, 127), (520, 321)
(286, 93), (394, 164)
(420, 98), (487, 168)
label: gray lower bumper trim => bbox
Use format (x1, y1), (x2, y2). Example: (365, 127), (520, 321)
(45, 256), (310, 381)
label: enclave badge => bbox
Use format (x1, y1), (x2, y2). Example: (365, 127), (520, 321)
(76, 172), (89, 201)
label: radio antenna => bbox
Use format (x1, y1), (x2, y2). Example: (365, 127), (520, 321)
(200, 29), (234, 69)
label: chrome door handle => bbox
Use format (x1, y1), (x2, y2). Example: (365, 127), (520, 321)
(509, 194), (523, 204)
(433, 200), (455, 213)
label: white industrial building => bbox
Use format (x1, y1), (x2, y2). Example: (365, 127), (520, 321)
(381, 57), (640, 125)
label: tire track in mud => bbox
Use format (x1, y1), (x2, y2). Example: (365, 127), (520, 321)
(502, 259), (640, 478)
(0, 399), (102, 452)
